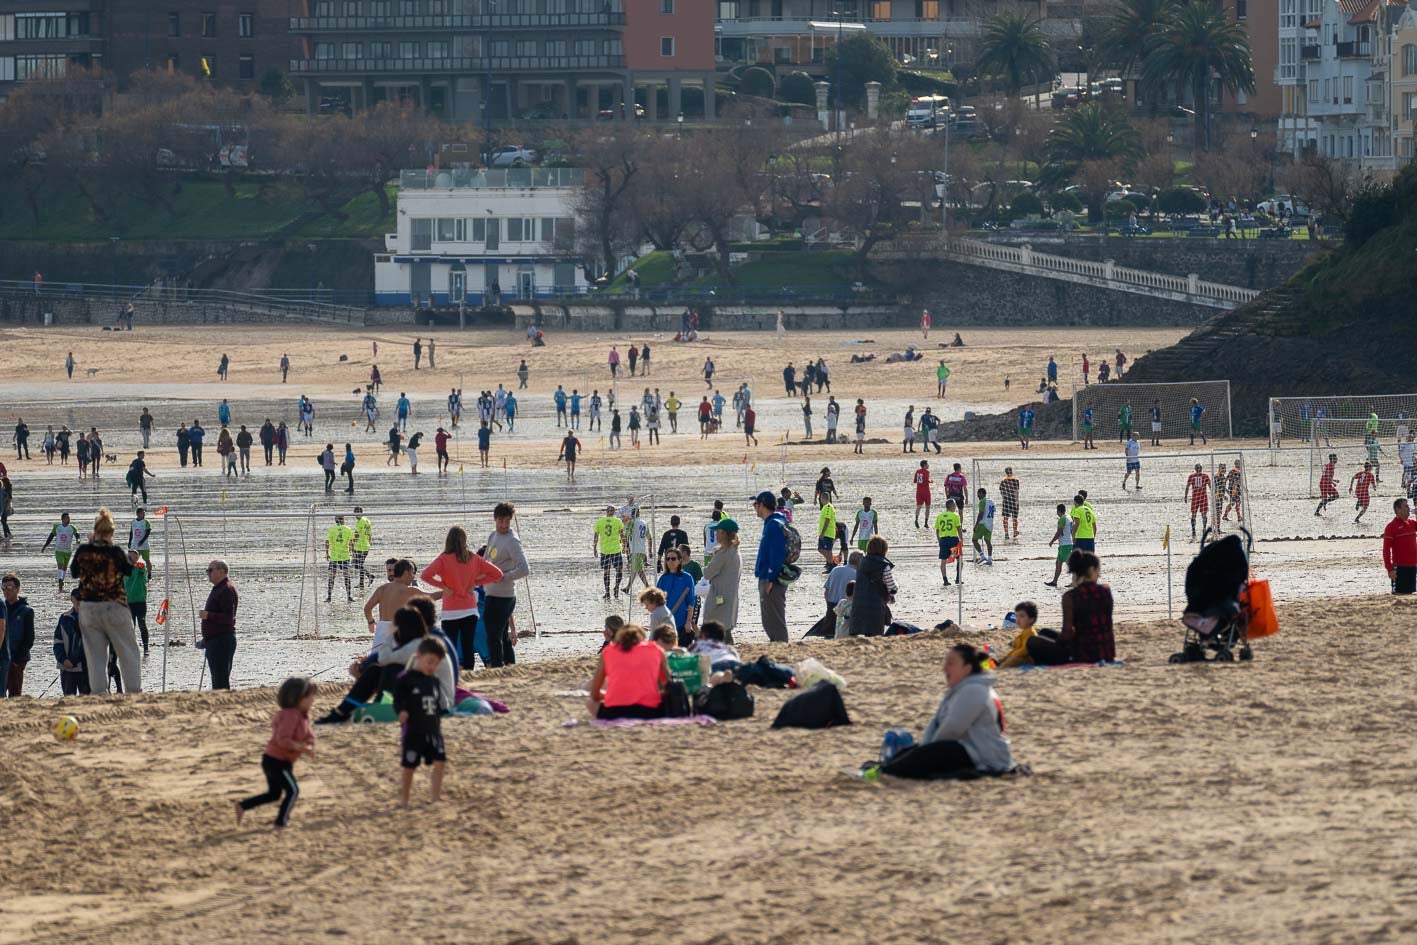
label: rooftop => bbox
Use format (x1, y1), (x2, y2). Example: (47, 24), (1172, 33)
(398, 167), (584, 191)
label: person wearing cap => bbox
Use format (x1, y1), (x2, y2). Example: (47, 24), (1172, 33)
(325, 515), (356, 603)
(699, 518), (741, 642)
(753, 491), (790, 642)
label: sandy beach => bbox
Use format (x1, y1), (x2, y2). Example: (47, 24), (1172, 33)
(2, 593), (1416, 945)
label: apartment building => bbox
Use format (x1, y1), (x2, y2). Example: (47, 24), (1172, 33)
(714, 0), (1054, 71)
(0, 2), (104, 88)
(1390, 5), (1417, 163)
(289, 0), (714, 120)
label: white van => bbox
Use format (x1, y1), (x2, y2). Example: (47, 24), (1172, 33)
(906, 95), (951, 128)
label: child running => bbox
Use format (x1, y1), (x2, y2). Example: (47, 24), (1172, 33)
(395, 637), (449, 808)
(1184, 463), (1211, 539)
(236, 677), (317, 829)
(1351, 461), (1377, 524)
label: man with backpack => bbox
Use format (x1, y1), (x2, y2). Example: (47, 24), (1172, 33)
(753, 490), (797, 642)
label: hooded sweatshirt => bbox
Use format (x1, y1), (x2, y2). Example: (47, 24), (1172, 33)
(921, 671), (1013, 773)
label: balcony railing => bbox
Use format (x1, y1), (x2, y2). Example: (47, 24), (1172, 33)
(1336, 40), (1371, 58)
(290, 11), (622, 31)
(291, 54), (622, 73)
(1300, 44), (1320, 59)
(399, 167), (584, 189)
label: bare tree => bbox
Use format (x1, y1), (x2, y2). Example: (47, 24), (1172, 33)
(824, 130), (936, 274)
(1278, 154), (1357, 220)
(622, 135), (696, 252)
(571, 127), (644, 278)
(350, 102), (444, 217)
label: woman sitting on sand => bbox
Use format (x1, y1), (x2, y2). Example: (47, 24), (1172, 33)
(1026, 551), (1115, 665)
(587, 624), (670, 720)
(875, 643), (1013, 779)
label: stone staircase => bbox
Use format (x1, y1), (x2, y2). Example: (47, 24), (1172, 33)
(1131, 286), (1303, 376)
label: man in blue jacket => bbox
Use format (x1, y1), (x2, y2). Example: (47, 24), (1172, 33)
(3, 572), (34, 696)
(753, 491), (789, 642)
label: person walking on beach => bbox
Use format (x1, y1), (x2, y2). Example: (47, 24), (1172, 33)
(236, 425), (253, 476)
(608, 345), (620, 378)
(70, 509), (139, 695)
(559, 430), (582, 481)
(275, 422), (289, 465)
(482, 502), (528, 667)
(13, 419), (29, 461)
(65, 351), (75, 380)
(427, 338), (435, 369)
(413, 338), (422, 370)
(259, 419), (275, 466)
(176, 423), (190, 468)
(594, 506), (626, 600)
(217, 353), (230, 381)
(396, 392), (411, 433)
(352, 507), (375, 589)
(395, 639), (449, 807)
(235, 677), (316, 829)
(189, 420), (206, 467)
(2, 573), (34, 696)
(752, 491), (789, 643)
(517, 360), (529, 389)
(342, 442), (356, 494)
(138, 408), (153, 450)
(386, 425), (401, 466)
(126, 452), (154, 505)
(319, 443), (336, 492)
(280, 354), (290, 383)
(217, 426), (237, 479)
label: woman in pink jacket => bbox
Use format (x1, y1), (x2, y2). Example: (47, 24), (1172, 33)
(421, 526), (503, 672)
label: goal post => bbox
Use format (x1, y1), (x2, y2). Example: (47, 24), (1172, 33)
(1073, 381), (1232, 444)
(1270, 393), (1417, 449)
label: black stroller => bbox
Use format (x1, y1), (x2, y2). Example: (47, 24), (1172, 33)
(1170, 527), (1254, 663)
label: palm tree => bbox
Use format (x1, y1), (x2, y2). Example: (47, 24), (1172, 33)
(1099, 0), (1179, 105)
(1045, 103), (1144, 170)
(1141, 0), (1255, 150)
(976, 14), (1055, 98)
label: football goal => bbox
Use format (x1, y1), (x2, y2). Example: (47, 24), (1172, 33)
(1073, 381), (1232, 443)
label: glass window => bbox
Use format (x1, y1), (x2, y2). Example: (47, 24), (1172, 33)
(919, 0), (938, 16)
(238, 53), (254, 78)
(370, 0), (389, 14)
(1280, 0), (1295, 28)
(472, 217), (486, 241)
(869, 0), (890, 17)
(315, 42), (335, 59)
(508, 218), (524, 241)
(437, 218), (457, 241)
(201, 12), (216, 36)
(0, 57), (12, 82)
(200, 54), (216, 77)
(574, 39), (594, 56)
(546, 40), (566, 56)
(427, 41), (448, 58)
(239, 13), (253, 36)
(428, 0), (447, 11)
(368, 41), (392, 57)
(168, 12), (180, 35)
(1235, 0), (1245, 18)
(660, 36), (674, 56)
(1405, 44), (1417, 76)
(541, 217), (555, 240)
(342, 42), (361, 58)
(516, 39), (536, 56)
(491, 39), (509, 56)
(661, 0), (674, 11)
(1343, 75), (1353, 103)
(400, 41), (420, 57)
(399, 0), (416, 13)
(15, 54), (68, 79)
(554, 263), (576, 288)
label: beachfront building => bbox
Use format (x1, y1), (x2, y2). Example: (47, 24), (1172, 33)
(1384, 6), (1417, 164)
(374, 166), (586, 307)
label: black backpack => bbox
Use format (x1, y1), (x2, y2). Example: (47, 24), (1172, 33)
(770, 681), (851, 730)
(695, 682), (755, 720)
(661, 680), (692, 718)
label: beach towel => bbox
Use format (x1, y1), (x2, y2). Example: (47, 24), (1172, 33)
(1014, 660), (1126, 672)
(562, 715), (718, 729)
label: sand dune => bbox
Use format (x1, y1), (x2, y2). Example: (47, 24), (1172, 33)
(3, 594), (1416, 945)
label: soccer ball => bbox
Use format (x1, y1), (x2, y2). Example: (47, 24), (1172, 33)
(52, 716), (79, 741)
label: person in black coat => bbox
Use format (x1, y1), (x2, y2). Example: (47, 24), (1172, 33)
(850, 537), (897, 637)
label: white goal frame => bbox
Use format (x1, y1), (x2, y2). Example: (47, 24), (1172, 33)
(1072, 380), (1233, 442)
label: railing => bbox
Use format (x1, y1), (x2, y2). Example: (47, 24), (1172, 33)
(1300, 44), (1321, 60)
(291, 53), (622, 73)
(1336, 40), (1372, 58)
(399, 166), (583, 189)
(0, 280), (367, 323)
(542, 284), (899, 307)
(291, 11), (623, 31)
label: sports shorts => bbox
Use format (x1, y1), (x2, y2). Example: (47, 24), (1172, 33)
(401, 732), (446, 769)
(1151, 422), (1162, 433)
(56, 552), (72, 570)
(972, 524), (993, 541)
(817, 536), (834, 553)
(1074, 538), (1095, 552)
(629, 552), (646, 573)
(1056, 543), (1073, 563)
(599, 552), (623, 570)
(938, 537), (959, 560)
(1126, 460), (1141, 471)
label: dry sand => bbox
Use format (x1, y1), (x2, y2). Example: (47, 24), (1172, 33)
(3, 594), (1416, 945)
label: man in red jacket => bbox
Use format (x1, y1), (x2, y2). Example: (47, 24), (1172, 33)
(1382, 498), (1417, 594)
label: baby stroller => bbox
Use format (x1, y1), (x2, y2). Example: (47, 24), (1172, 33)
(1170, 526), (1254, 663)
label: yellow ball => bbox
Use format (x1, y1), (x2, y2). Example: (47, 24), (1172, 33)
(52, 716), (79, 741)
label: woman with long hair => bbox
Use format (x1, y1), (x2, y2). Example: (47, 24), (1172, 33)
(699, 519), (741, 642)
(69, 508), (139, 694)
(420, 525), (503, 672)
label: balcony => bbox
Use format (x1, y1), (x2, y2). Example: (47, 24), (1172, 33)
(290, 54), (623, 74)
(0, 35), (105, 55)
(1300, 44), (1320, 59)
(399, 167), (584, 190)
(291, 11), (622, 31)
(1336, 40), (1371, 58)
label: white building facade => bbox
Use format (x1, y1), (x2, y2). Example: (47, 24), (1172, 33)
(375, 166), (587, 308)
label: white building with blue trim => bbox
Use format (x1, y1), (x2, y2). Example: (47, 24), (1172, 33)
(375, 166), (587, 308)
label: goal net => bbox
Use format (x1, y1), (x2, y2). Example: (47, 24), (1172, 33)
(969, 450), (1253, 554)
(1270, 393), (1417, 449)
(1072, 381), (1232, 443)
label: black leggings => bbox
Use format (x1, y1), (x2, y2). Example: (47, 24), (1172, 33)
(881, 740), (976, 780)
(597, 703), (662, 720)
(240, 754), (300, 827)
(1025, 628), (1070, 666)
(443, 614), (480, 671)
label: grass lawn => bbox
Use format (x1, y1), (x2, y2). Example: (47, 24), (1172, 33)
(0, 175), (392, 241)
(700, 250), (858, 287)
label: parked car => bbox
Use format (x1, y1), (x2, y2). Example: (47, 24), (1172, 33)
(1052, 86), (1085, 109)
(1256, 194), (1311, 216)
(487, 145), (538, 167)
(597, 104), (646, 120)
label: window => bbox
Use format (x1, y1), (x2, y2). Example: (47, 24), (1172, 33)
(168, 12), (180, 35)
(0, 15), (10, 43)
(15, 54), (67, 79)
(1406, 91), (1417, 116)
(554, 263), (576, 288)
(1280, 0), (1295, 28)
(200, 54), (216, 77)
(368, 41), (392, 57)
(437, 218), (457, 241)
(201, 13), (216, 36)
(491, 39), (509, 56)
(426, 40), (448, 58)
(166, 53), (179, 72)
(399, 0), (415, 13)
(718, 0), (738, 17)
(411, 218), (432, 252)
(1280, 37), (1296, 79)
(370, 0), (388, 14)
(516, 39), (536, 56)
(315, 42), (335, 59)
(0, 58), (14, 82)
(660, 0), (674, 11)
(1235, 0), (1246, 17)
(507, 218), (536, 241)
(343, 0), (359, 13)
(428, 0), (446, 11)
(604, 37), (621, 55)
(316, 0), (332, 13)
(1405, 44), (1417, 76)
(238, 53), (254, 78)
(1343, 75), (1353, 104)
(869, 0), (891, 17)
(1308, 77), (1318, 103)
(540, 218), (556, 241)
(919, 0), (938, 15)
(546, 39), (566, 56)
(471, 217), (486, 241)
(16, 13), (86, 39)
(239, 12), (253, 36)
(342, 42), (361, 58)
(660, 36), (674, 56)
(399, 40), (419, 57)
(574, 39), (594, 56)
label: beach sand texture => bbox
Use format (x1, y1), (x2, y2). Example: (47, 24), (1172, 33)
(3, 594), (1416, 945)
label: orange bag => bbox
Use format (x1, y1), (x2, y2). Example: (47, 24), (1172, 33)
(1241, 578), (1279, 639)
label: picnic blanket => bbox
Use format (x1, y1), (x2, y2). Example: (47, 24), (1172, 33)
(1014, 660), (1126, 672)
(562, 715), (718, 729)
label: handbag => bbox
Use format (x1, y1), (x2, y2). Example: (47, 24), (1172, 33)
(1241, 577), (1279, 639)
